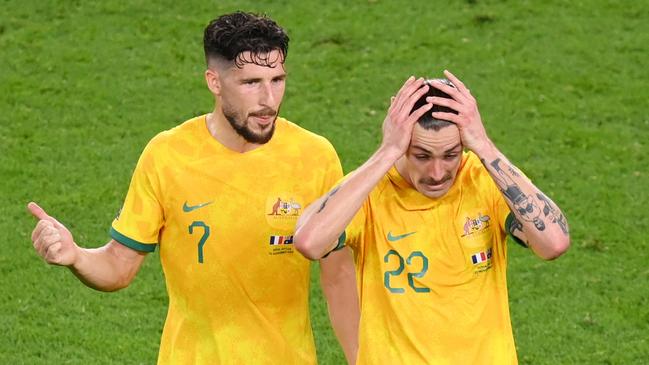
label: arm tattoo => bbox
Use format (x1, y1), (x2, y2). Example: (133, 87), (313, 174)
(510, 215), (524, 235)
(316, 186), (340, 214)
(490, 158), (545, 231)
(508, 215), (530, 247)
(508, 165), (521, 177)
(536, 193), (570, 235)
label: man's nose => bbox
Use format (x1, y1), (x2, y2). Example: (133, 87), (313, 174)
(428, 159), (446, 181)
(260, 82), (276, 106)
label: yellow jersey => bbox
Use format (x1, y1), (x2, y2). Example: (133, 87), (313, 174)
(111, 115), (342, 364)
(345, 151), (518, 365)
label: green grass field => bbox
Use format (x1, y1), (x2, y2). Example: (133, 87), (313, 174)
(2, 1), (648, 364)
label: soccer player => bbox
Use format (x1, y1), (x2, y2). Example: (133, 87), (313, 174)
(294, 71), (570, 364)
(28, 12), (359, 364)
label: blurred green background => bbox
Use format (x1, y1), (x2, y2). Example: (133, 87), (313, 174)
(1, 1), (648, 363)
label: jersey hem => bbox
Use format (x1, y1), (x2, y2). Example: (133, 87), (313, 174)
(109, 227), (157, 252)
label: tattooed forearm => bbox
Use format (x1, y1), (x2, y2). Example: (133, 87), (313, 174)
(536, 193), (570, 235)
(483, 151), (570, 258)
(508, 165), (521, 177)
(487, 157), (569, 236)
(507, 215), (531, 247)
(490, 159), (525, 202)
(510, 215), (524, 235)
(489, 158), (545, 231)
(316, 186), (340, 214)
(556, 214), (569, 235)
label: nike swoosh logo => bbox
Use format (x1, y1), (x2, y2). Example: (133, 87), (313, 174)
(387, 231), (416, 242)
(183, 201), (213, 213)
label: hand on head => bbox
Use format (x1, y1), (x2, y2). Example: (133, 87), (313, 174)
(426, 70), (491, 154)
(27, 202), (78, 267)
(381, 76), (433, 157)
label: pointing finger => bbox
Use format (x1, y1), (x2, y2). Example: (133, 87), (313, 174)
(27, 202), (52, 222)
(27, 202), (65, 229)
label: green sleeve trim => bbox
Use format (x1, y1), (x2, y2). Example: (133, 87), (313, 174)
(505, 213), (528, 248)
(334, 231), (347, 251)
(110, 227), (157, 252)
(322, 231), (347, 259)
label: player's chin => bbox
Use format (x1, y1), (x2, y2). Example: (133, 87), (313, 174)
(418, 183), (450, 199)
(250, 127), (275, 144)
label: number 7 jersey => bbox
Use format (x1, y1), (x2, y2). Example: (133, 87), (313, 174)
(110, 115), (342, 364)
(344, 152), (519, 365)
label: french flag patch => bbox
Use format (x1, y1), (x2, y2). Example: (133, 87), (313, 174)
(471, 248), (493, 265)
(269, 235), (294, 245)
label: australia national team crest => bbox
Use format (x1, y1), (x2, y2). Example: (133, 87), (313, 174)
(460, 211), (494, 274)
(461, 212), (491, 237)
(265, 194), (304, 230)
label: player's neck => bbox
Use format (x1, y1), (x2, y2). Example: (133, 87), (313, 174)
(206, 111), (264, 153)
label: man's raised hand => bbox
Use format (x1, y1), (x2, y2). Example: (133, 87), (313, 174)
(427, 70), (492, 155)
(380, 76), (432, 157)
(28, 202), (79, 267)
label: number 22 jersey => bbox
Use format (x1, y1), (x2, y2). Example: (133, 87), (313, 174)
(345, 152), (518, 365)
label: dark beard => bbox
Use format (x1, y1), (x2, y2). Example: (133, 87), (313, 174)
(224, 109), (278, 144)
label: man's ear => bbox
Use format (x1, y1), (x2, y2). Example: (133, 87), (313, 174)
(205, 68), (222, 96)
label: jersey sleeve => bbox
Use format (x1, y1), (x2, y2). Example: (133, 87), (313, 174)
(343, 200), (368, 252)
(493, 187), (511, 235)
(110, 140), (164, 252)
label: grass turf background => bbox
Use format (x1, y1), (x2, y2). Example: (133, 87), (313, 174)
(1, 0), (648, 363)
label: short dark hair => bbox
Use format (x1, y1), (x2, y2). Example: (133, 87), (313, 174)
(203, 11), (289, 68)
(412, 78), (458, 131)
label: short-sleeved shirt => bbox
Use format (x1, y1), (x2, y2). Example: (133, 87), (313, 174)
(111, 115), (343, 365)
(345, 152), (518, 365)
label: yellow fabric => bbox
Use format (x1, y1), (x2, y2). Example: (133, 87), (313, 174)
(111, 115), (342, 365)
(346, 152), (517, 365)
